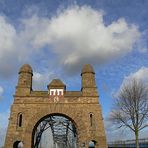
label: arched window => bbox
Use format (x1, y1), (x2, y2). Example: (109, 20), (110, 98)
(17, 113), (22, 127)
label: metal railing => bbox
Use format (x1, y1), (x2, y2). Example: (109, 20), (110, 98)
(108, 138), (148, 148)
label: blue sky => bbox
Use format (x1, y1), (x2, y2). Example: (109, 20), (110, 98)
(0, 0), (148, 146)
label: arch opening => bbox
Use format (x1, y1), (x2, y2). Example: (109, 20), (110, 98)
(32, 114), (78, 148)
(13, 141), (23, 148)
(88, 140), (96, 148)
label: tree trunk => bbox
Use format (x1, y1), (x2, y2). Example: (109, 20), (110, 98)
(135, 129), (139, 148)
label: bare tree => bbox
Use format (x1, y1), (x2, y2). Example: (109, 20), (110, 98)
(109, 79), (148, 148)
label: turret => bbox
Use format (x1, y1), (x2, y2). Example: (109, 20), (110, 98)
(15, 64), (33, 95)
(81, 64), (98, 96)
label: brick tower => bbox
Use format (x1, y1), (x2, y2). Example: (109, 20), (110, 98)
(4, 64), (107, 148)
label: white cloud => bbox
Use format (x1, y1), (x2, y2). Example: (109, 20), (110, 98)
(33, 72), (54, 90)
(113, 67), (148, 98)
(0, 5), (141, 77)
(0, 16), (16, 52)
(0, 126), (6, 147)
(122, 67), (148, 87)
(136, 30), (148, 53)
(0, 86), (4, 98)
(0, 111), (9, 147)
(0, 16), (19, 77)
(105, 115), (148, 142)
(108, 67), (148, 141)
(105, 116), (131, 142)
(30, 6), (140, 67)
(128, 66), (148, 82)
(0, 111), (9, 128)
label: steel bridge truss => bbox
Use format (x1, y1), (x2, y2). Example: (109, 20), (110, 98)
(33, 115), (77, 148)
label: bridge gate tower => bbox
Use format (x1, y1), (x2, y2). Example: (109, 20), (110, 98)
(4, 64), (107, 148)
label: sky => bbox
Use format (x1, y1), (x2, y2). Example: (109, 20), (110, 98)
(0, 0), (148, 146)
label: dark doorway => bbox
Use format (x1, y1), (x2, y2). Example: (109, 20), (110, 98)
(89, 140), (96, 148)
(13, 141), (23, 148)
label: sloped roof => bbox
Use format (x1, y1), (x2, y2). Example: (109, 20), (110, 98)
(48, 79), (65, 88)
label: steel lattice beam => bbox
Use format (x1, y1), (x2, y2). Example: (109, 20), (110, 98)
(33, 115), (77, 148)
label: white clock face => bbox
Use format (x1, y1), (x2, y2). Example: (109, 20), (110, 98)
(53, 96), (59, 103)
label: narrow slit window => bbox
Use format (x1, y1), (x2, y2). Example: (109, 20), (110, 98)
(18, 114), (22, 127)
(90, 114), (93, 127)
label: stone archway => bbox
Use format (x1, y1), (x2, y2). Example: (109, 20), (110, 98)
(4, 64), (108, 148)
(31, 113), (78, 148)
(22, 104), (86, 148)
